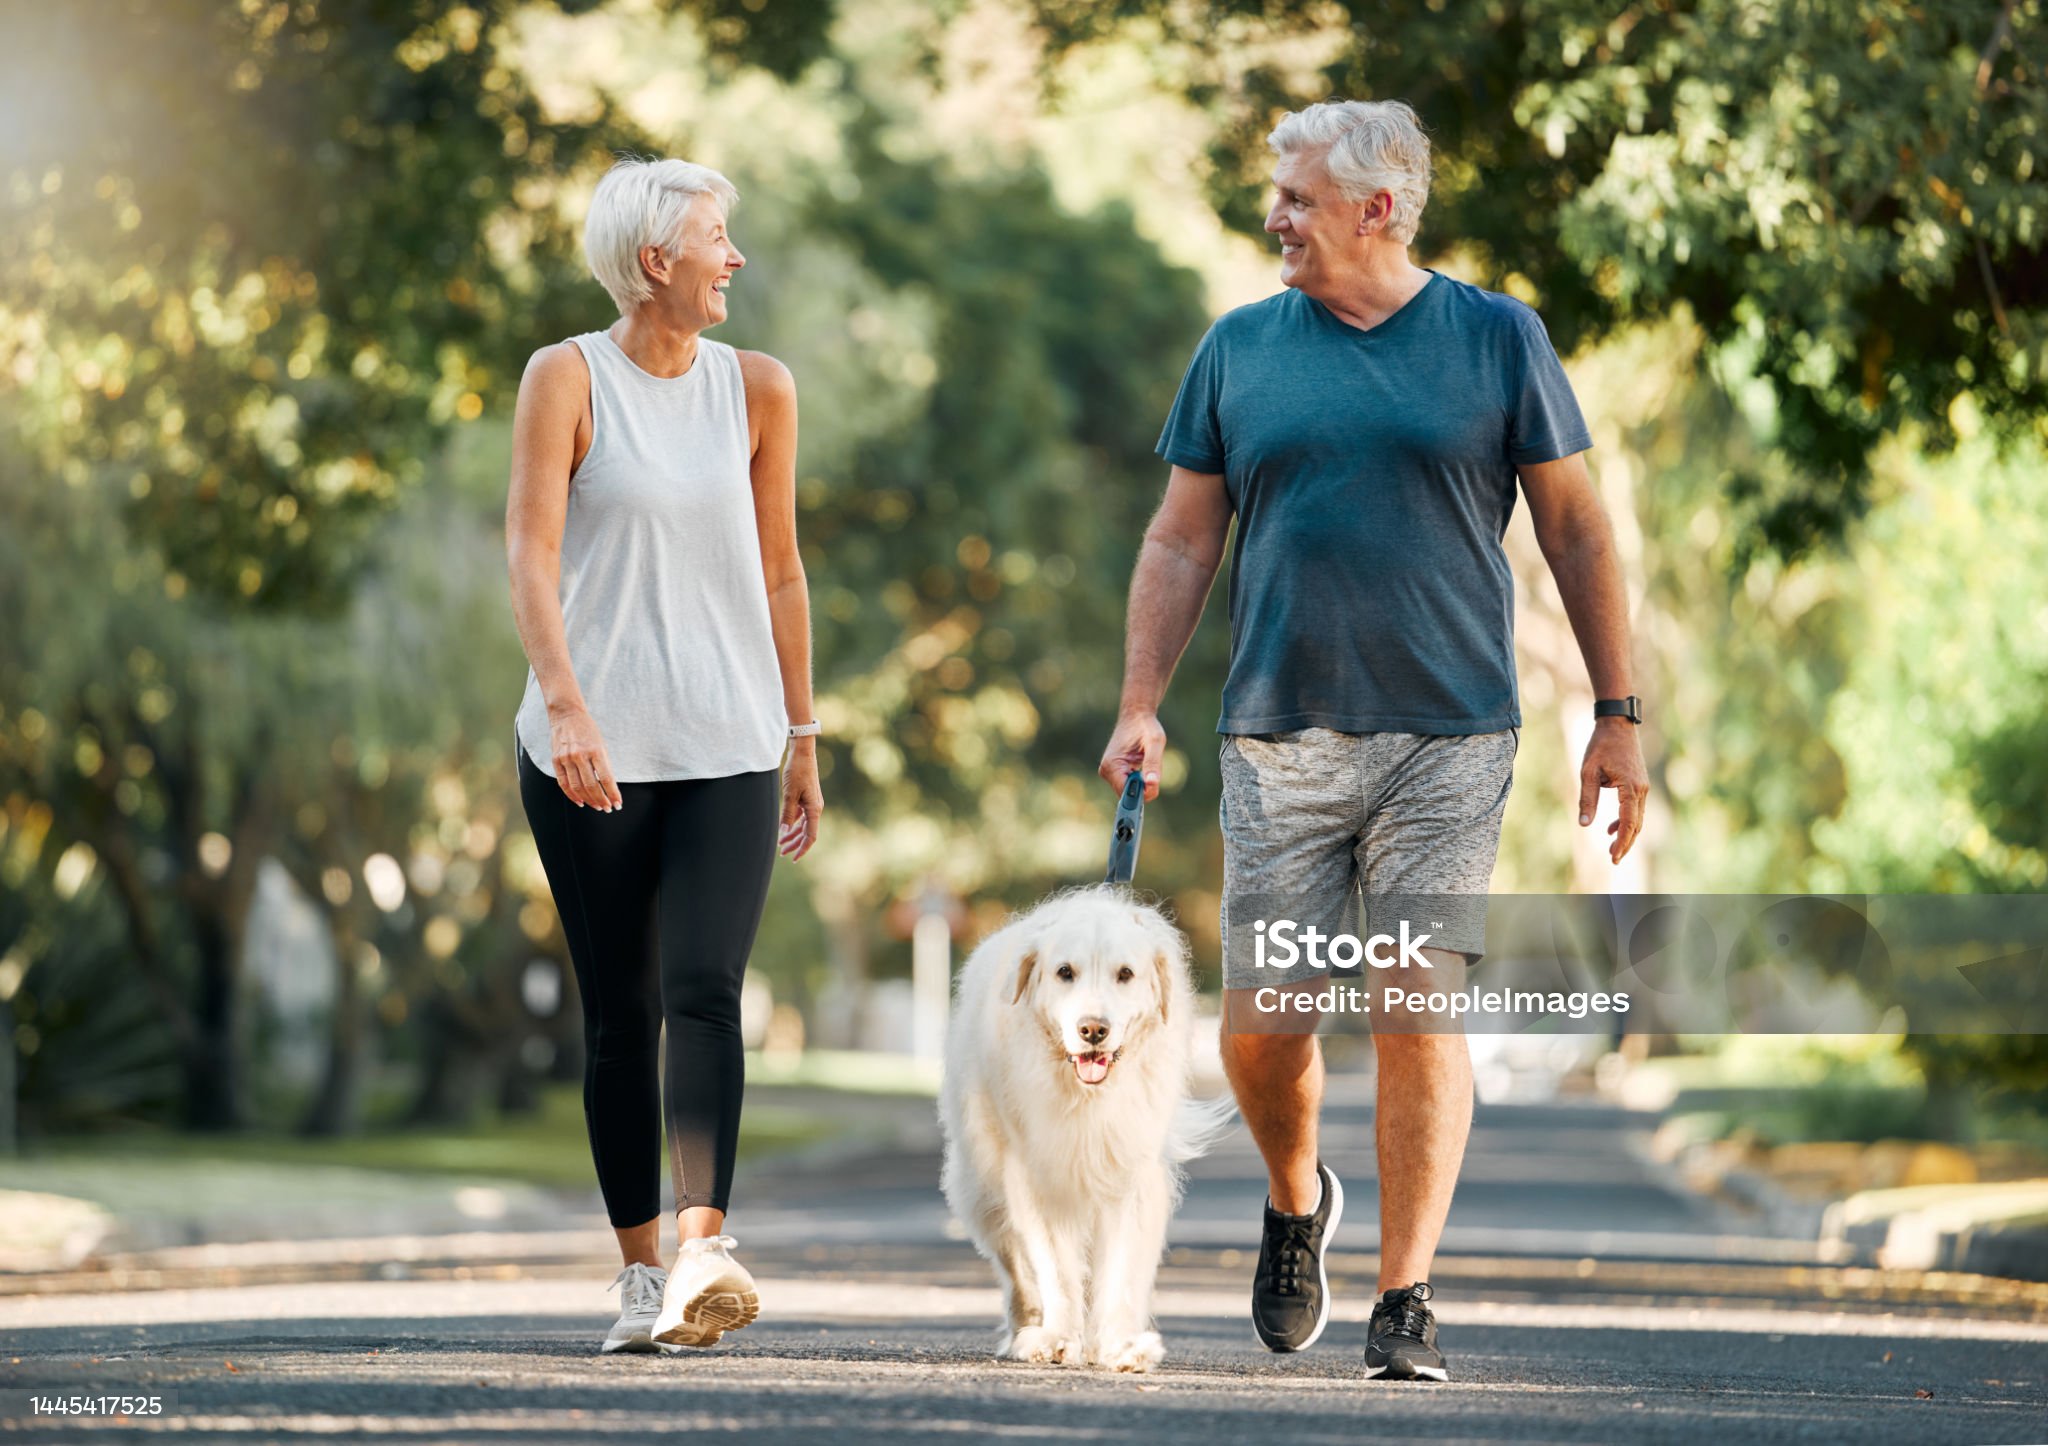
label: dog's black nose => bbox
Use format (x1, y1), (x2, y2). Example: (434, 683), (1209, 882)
(1078, 1017), (1110, 1047)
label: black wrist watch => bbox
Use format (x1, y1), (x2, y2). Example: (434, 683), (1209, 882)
(1594, 696), (1643, 725)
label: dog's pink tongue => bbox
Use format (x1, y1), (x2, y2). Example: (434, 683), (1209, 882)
(1075, 1052), (1110, 1085)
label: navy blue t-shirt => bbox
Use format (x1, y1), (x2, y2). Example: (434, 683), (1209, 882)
(1156, 272), (1592, 736)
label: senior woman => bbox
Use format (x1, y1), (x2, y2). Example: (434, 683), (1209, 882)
(505, 155), (823, 1355)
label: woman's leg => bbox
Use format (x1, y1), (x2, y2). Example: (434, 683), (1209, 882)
(517, 744), (667, 1265)
(654, 767), (780, 1238)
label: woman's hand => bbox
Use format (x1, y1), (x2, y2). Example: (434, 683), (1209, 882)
(548, 704), (625, 812)
(779, 740), (823, 859)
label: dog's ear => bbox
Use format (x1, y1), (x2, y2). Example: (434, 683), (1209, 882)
(1131, 907), (1184, 1024)
(1010, 949), (1038, 1005)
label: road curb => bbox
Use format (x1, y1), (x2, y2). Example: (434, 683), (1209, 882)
(1646, 1120), (2048, 1283)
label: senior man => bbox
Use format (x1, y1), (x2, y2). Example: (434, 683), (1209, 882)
(1099, 99), (1648, 1382)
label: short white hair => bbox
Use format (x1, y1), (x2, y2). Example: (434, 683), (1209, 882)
(583, 155), (739, 315)
(1268, 100), (1432, 245)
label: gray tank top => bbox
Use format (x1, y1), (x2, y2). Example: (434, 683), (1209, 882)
(515, 331), (786, 781)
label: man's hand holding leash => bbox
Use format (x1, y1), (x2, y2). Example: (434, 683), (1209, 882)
(1100, 709), (1168, 803)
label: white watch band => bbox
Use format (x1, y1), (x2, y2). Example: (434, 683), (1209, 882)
(788, 721), (822, 738)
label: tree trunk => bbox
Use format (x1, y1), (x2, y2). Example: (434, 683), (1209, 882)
(495, 1040), (540, 1115)
(179, 873), (258, 1132)
(300, 917), (365, 1137)
(0, 999), (15, 1155)
(407, 1000), (493, 1126)
(181, 976), (240, 1127)
(176, 803), (274, 1131)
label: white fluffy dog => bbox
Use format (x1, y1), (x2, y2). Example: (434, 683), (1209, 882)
(940, 887), (1223, 1373)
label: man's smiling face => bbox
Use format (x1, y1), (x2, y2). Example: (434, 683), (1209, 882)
(1264, 146), (1370, 297)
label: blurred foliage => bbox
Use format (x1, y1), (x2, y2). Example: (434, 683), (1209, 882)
(1625, 335), (2048, 1104)
(1, 0), (614, 610)
(1969, 683), (2048, 861)
(1662, 1034), (2048, 1147)
(0, 420), (569, 1130)
(1026, 0), (2048, 562)
(0, 0), (844, 607)
(1907, 1035), (2048, 1120)
(788, 124), (1220, 969)
(0, 851), (180, 1134)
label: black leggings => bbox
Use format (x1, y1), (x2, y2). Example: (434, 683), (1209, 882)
(517, 743), (779, 1223)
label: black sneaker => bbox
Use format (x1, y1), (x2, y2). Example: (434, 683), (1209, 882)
(1364, 1281), (1449, 1381)
(1251, 1161), (1343, 1352)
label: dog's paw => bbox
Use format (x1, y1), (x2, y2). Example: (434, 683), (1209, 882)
(1004, 1326), (1080, 1364)
(1096, 1331), (1165, 1374)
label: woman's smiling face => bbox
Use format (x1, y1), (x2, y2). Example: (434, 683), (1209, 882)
(653, 189), (745, 328)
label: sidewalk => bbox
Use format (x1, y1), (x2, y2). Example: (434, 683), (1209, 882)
(1629, 1079), (2048, 1283)
(0, 1082), (943, 1276)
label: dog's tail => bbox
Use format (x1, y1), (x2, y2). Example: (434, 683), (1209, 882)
(1165, 1093), (1239, 1164)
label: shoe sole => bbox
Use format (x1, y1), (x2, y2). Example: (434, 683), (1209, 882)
(653, 1286), (761, 1349)
(1255, 1166), (1345, 1354)
(602, 1331), (682, 1356)
(1365, 1360), (1450, 1382)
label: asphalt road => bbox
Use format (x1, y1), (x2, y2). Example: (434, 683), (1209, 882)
(5, 1082), (2046, 1444)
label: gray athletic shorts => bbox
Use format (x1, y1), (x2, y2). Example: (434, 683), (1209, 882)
(1219, 726), (1519, 992)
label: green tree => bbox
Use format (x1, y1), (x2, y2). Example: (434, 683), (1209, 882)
(793, 129), (1223, 1002)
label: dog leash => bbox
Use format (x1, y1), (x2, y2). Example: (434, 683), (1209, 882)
(1103, 770), (1146, 885)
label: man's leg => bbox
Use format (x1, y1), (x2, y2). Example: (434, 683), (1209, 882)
(1352, 727), (1518, 1381)
(1218, 729), (1364, 1352)
(1371, 952), (1472, 1291)
(1224, 991), (1345, 1352)
(1219, 1003), (1322, 1213)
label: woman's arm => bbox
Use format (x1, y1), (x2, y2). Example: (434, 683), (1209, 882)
(739, 349), (822, 858)
(504, 342), (622, 812)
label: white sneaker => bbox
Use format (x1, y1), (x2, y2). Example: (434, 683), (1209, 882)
(652, 1235), (760, 1348)
(602, 1262), (677, 1355)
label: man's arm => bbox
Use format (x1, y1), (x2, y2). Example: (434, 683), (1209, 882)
(1098, 465), (1234, 799)
(1519, 451), (1649, 863)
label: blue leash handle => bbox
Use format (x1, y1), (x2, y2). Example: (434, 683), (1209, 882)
(1103, 770), (1146, 885)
